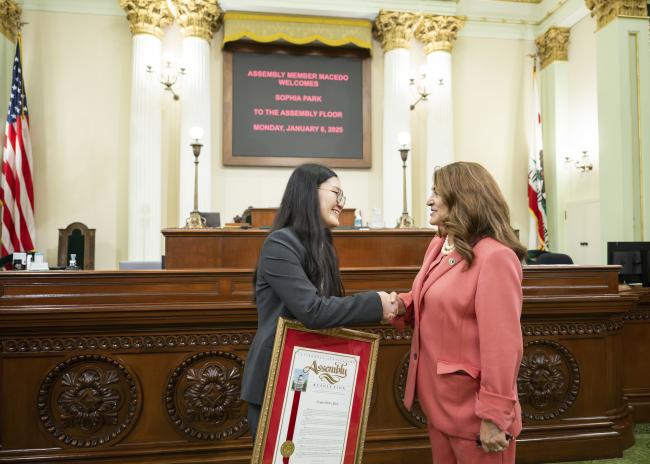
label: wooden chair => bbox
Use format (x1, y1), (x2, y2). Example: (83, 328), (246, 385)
(57, 222), (95, 269)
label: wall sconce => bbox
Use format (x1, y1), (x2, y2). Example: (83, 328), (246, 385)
(409, 65), (430, 111)
(564, 150), (593, 172)
(146, 53), (185, 101)
(409, 66), (444, 110)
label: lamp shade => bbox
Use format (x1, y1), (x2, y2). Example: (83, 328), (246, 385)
(189, 126), (204, 142)
(397, 132), (411, 149)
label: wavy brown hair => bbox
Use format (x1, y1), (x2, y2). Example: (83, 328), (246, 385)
(433, 162), (526, 266)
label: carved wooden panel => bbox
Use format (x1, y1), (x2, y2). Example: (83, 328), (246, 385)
(621, 287), (650, 422)
(0, 265), (645, 464)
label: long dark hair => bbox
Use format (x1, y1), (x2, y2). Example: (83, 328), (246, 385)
(434, 162), (527, 266)
(254, 163), (343, 298)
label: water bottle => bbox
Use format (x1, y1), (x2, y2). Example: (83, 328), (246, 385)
(354, 210), (363, 229)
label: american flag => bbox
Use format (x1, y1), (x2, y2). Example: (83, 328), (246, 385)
(1, 40), (35, 259)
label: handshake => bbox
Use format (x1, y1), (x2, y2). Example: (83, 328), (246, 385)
(377, 291), (406, 323)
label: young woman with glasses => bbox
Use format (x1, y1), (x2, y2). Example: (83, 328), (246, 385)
(241, 163), (398, 439)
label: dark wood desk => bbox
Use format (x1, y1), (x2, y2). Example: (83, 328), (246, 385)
(0, 229), (645, 464)
(162, 227), (437, 269)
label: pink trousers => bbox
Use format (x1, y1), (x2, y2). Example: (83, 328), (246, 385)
(428, 426), (516, 464)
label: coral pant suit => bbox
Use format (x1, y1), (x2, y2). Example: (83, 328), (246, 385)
(393, 235), (523, 463)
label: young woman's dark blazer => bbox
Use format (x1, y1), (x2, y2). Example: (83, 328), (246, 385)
(241, 227), (383, 406)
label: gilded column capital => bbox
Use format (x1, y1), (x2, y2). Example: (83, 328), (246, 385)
(373, 10), (419, 53)
(585, 0), (647, 30)
(415, 14), (464, 54)
(173, 0), (223, 41)
(119, 0), (173, 39)
(535, 27), (570, 70)
(0, 0), (21, 42)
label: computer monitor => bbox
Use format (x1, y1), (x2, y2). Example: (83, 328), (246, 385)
(607, 242), (650, 286)
(199, 212), (221, 228)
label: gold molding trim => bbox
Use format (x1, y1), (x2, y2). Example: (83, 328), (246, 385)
(415, 14), (465, 54)
(372, 10), (419, 52)
(585, 0), (648, 30)
(173, 0), (223, 41)
(0, 0), (21, 42)
(224, 12), (371, 28)
(535, 27), (570, 69)
(119, 0), (174, 39)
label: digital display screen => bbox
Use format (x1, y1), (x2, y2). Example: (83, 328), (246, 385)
(230, 51), (364, 160)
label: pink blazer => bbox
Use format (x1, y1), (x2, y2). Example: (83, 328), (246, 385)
(393, 235), (523, 439)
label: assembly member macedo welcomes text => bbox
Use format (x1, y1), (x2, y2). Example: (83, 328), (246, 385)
(248, 70), (350, 87)
(248, 70), (350, 81)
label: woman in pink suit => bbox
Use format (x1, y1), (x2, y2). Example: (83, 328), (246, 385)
(391, 162), (526, 463)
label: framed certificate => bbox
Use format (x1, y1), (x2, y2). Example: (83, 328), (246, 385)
(251, 317), (379, 464)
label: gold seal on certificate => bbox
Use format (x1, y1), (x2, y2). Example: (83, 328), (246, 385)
(280, 440), (295, 457)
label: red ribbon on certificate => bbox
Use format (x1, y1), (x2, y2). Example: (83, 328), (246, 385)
(282, 390), (301, 463)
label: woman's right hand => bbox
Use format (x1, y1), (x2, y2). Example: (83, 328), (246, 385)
(377, 291), (398, 323)
(479, 419), (510, 454)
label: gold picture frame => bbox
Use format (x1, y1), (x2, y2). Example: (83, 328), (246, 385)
(251, 317), (379, 463)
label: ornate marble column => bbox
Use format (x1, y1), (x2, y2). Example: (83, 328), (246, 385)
(174, 0), (222, 226)
(585, 0), (650, 250)
(415, 14), (463, 222)
(120, 0), (172, 261)
(373, 10), (419, 228)
(535, 27), (570, 253)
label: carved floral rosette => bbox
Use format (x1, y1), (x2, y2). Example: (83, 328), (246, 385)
(166, 350), (247, 440)
(394, 350), (427, 427)
(37, 354), (141, 447)
(517, 339), (580, 421)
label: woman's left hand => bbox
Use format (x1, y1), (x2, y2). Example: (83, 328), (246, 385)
(389, 292), (406, 316)
(479, 419), (509, 454)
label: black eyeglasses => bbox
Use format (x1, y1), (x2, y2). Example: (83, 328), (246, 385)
(318, 188), (346, 206)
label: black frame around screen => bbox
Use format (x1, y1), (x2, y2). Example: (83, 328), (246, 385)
(223, 42), (371, 168)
